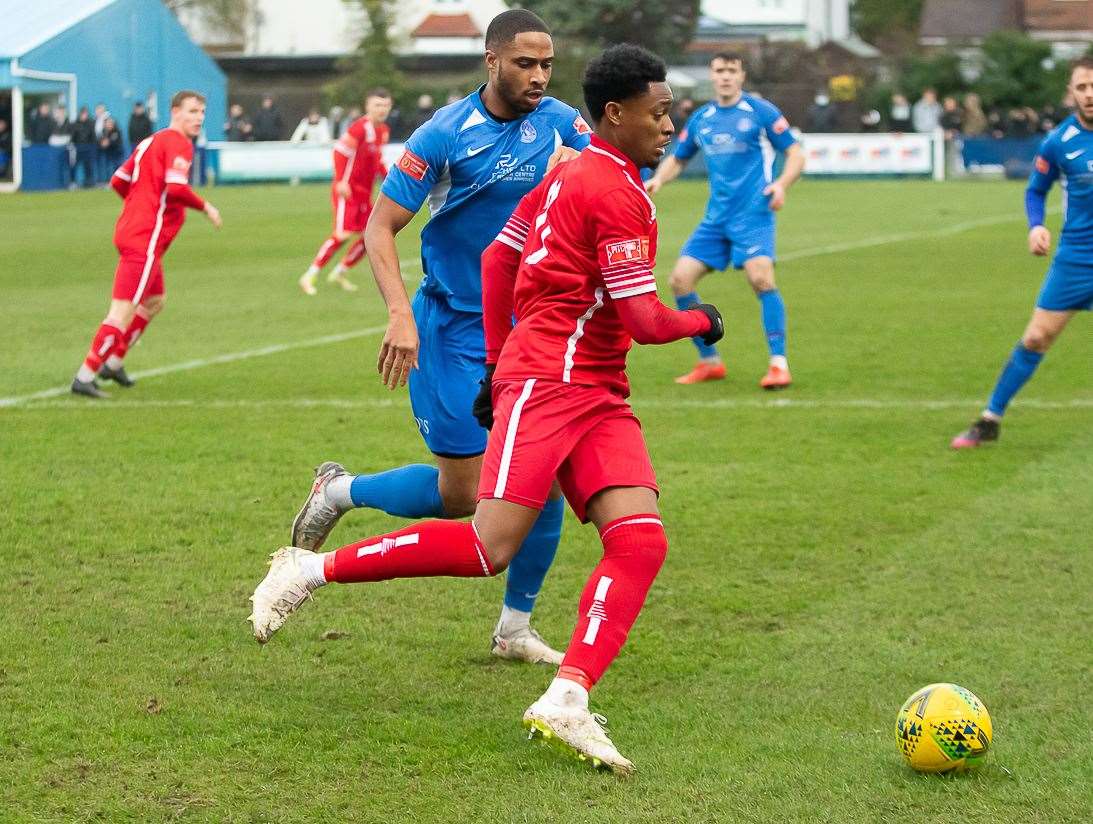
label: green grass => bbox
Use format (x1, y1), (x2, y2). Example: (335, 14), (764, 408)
(1, 179), (1090, 823)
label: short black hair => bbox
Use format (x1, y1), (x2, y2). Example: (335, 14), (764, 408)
(712, 51), (746, 69)
(582, 44), (667, 124)
(366, 88), (391, 100)
(485, 9), (550, 50)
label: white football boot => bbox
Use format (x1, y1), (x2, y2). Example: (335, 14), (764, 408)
(291, 462), (351, 552)
(298, 271), (318, 295)
(327, 268), (359, 292)
(249, 547), (323, 643)
(491, 622), (565, 666)
(523, 688), (635, 776)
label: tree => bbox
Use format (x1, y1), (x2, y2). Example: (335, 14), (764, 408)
(852, 0), (924, 53)
(328, 0), (406, 107)
(163, 0), (253, 45)
(516, 0), (700, 61)
(898, 51), (966, 99)
(975, 30), (1069, 111)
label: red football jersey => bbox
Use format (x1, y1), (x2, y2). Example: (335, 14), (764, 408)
(492, 135), (659, 397)
(334, 117), (389, 196)
(112, 129), (197, 250)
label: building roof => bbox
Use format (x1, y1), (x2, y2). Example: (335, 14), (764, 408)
(919, 0), (1023, 42)
(0, 0), (117, 58)
(410, 13), (481, 39)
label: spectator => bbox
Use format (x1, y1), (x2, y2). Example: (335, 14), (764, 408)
(50, 105), (75, 187)
(328, 105), (345, 139)
(98, 116), (124, 178)
(1005, 107), (1038, 138)
(224, 103), (253, 141)
(71, 106), (97, 187)
(807, 92), (836, 133)
(961, 93), (988, 137)
(940, 96), (964, 138)
(0, 117), (12, 178)
(251, 95), (284, 141)
(889, 93), (912, 131)
(407, 94), (435, 134)
(128, 101), (153, 147)
(290, 108), (332, 144)
(28, 101), (54, 144)
(912, 88), (941, 133)
(92, 103), (111, 181)
(859, 108), (882, 133)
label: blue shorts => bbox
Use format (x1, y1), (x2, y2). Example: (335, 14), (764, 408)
(408, 291), (488, 458)
(1036, 256), (1093, 312)
(680, 216), (776, 271)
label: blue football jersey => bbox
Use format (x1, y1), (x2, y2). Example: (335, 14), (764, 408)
(382, 88), (592, 312)
(1028, 114), (1093, 255)
(674, 93), (797, 224)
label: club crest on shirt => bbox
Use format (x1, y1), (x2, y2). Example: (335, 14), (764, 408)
(398, 149), (429, 181)
(520, 121), (537, 143)
(1034, 156), (1050, 174)
(772, 116), (790, 134)
(605, 237), (650, 265)
(172, 155), (190, 171)
(573, 115), (591, 135)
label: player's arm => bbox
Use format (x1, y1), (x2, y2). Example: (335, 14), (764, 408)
(762, 107), (804, 210)
(546, 110), (593, 171)
(364, 194), (420, 389)
(1025, 141), (1059, 256)
(165, 154), (221, 227)
(332, 128), (359, 198)
(110, 153), (136, 198)
(597, 189), (722, 346)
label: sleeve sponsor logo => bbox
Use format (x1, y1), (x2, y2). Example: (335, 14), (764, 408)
(772, 116), (790, 135)
(172, 155), (191, 171)
(1034, 156), (1050, 174)
(397, 149), (429, 181)
(605, 237), (650, 265)
(573, 115), (591, 135)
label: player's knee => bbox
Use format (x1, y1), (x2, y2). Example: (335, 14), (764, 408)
(439, 488), (477, 518)
(333, 229), (351, 243)
(749, 274), (776, 294)
(142, 295), (165, 316)
(669, 269), (695, 295)
(1022, 327), (1055, 353)
(481, 540), (517, 575)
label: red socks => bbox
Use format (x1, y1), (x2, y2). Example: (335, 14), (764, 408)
(340, 238), (366, 269)
(324, 520), (494, 583)
(312, 235), (346, 269)
(81, 321), (125, 373)
(558, 515), (668, 690)
(108, 312), (151, 362)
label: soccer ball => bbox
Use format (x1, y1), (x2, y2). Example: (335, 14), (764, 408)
(895, 683), (992, 773)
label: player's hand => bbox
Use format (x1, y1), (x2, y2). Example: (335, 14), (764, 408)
(472, 364), (496, 430)
(335, 181), (351, 199)
(763, 181), (787, 211)
(1028, 225), (1051, 256)
(645, 177), (663, 196)
(694, 304), (725, 346)
(204, 202), (222, 228)
(546, 145), (580, 172)
(377, 310), (419, 390)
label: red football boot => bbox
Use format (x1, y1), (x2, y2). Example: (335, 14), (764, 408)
(674, 361), (727, 385)
(759, 364), (792, 390)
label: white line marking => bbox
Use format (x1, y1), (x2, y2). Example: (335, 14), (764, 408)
(778, 208), (1061, 263)
(0, 326), (388, 408)
(7, 397), (1091, 412)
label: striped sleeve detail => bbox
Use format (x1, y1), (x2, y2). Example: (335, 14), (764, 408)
(495, 214), (530, 250)
(164, 170), (188, 185)
(601, 261), (657, 299)
(333, 141), (354, 157)
(113, 169), (132, 182)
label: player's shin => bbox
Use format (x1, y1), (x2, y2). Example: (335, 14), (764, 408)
(105, 312), (151, 368)
(322, 519), (494, 583)
(986, 342), (1044, 418)
(346, 464), (446, 518)
(557, 515), (668, 690)
(676, 292), (719, 360)
(76, 320), (125, 382)
(758, 289), (787, 362)
(311, 235), (345, 270)
(503, 496), (563, 614)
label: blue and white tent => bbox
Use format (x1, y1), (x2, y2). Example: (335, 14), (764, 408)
(0, 0), (226, 191)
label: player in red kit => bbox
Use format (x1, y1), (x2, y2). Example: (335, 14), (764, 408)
(71, 90), (221, 398)
(298, 89), (392, 295)
(249, 46), (722, 775)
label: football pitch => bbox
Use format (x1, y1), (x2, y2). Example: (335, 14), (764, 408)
(1, 178), (1090, 823)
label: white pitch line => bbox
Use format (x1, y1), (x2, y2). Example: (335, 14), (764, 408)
(0, 211), (1062, 410)
(8, 397), (1092, 412)
(778, 207), (1061, 262)
(0, 325), (387, 409)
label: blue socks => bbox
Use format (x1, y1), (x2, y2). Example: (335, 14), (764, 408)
(676, 292), (719, 359)
(504, 496), (564, 613)
(758, 289), (787, 358)
(987, 343), (1044, 417)
(349, 464), (446, 518)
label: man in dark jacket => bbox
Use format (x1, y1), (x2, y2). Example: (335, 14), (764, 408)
(251, 95), (284, 141)
(128, 101), (153, 147)
(28, 101), (54, 144)
(72, 106), (97, 186)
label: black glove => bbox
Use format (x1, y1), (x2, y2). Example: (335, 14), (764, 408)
(472, 364), (496, 430)
(694, 304), (724, 346)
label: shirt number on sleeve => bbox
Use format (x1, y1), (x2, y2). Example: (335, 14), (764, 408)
(525, 179), (563, 266)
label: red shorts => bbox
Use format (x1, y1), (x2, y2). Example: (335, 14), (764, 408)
(333, 191), (372, 233)
(112, 245), (165, 303)
(478, 379), (658, 523)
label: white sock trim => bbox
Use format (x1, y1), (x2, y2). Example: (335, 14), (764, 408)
(545, 677), (589, 709)
(326, 475), (354, 510)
